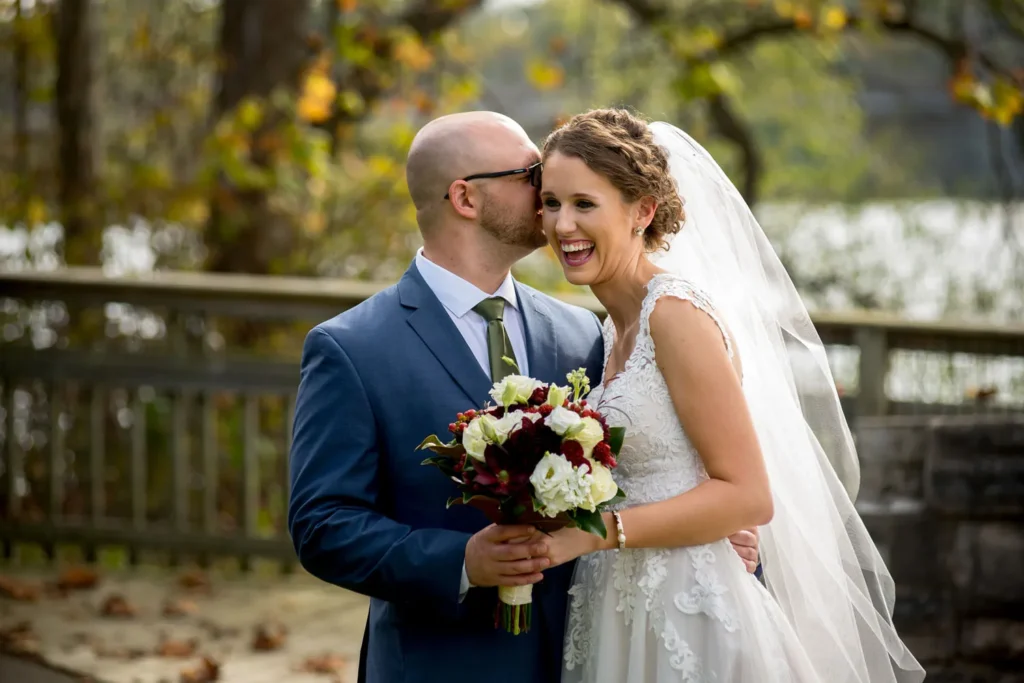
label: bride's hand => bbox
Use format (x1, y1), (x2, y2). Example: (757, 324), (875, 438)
(544, 517), (615, 568)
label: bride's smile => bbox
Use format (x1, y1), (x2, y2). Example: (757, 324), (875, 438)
(539, 151), (655, 288)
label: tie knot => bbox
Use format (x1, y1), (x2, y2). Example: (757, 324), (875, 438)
(473, 297), (506, 323)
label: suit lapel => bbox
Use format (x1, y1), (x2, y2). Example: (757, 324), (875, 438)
(399, 264), (492, 405)
(517, 283), (560, 385)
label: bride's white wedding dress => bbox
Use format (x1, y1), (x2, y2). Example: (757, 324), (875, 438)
(562, 273), (820, 683)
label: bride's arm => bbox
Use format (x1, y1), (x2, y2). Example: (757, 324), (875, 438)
(547, 297), (773, 563)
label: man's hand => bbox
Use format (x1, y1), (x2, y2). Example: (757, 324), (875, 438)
(729, 528), (759, 574)
(465, 524), (550, 588)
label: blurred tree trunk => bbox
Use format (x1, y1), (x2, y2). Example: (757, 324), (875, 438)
(55, 0), (98, 265)
(13, 0), (29, 223)
(205, 0), (313, 275)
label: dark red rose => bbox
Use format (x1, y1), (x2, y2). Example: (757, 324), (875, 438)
(528, 386), (549, 405)
(504, 418), (561, 473)
(560, 440), (589, 472)
(592, 441), (616, 468)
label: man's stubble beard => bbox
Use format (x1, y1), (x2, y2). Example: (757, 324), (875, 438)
(480, 199), (548, 252)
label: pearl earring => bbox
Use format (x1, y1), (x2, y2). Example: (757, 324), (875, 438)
(634, 226), (645, 236)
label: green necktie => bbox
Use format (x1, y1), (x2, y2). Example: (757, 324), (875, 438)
(473, 297), (519, 381)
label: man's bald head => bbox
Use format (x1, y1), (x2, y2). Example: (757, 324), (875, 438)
(405, 112), (536, 222)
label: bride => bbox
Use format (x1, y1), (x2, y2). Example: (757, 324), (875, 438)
(536, 108), (925, 683)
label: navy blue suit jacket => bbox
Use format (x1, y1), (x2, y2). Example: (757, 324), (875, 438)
(288, 262), (605, 683)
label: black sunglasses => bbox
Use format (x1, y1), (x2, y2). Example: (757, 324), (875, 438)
(444, 162), (542, 199)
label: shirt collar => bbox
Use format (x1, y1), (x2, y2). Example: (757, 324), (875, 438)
(415, 248), (519, 318)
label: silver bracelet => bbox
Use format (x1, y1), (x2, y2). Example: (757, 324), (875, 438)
(612, 511), (626, 551)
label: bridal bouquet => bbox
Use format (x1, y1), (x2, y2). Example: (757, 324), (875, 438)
(418, 368), (625, 635)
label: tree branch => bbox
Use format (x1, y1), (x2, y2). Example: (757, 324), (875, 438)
(706, 92), (762, 205)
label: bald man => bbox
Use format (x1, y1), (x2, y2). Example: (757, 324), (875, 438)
(287, 112), (605, 683)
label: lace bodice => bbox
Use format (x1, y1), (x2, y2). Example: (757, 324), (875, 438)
(587, 273), (733, 508)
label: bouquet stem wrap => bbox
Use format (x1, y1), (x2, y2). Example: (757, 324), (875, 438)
(496, 585), (533, 635)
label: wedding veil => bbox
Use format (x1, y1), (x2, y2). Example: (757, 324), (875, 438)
(647, 121), (924, 682)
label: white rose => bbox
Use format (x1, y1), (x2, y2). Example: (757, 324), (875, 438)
(489, 375), (543, 408)
(462, 414), (498, 462)
(569, 416), (605, 457)
(493, 410), (540, 441)
(587, 460), (619, 507)
(545, 384), (571, 408)
(529, 452), (593, 517)
(546, 406), (582, 436)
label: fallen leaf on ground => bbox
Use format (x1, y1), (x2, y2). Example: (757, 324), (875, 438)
(163, 598), (200, 617)
(99, 593), (138, 618)
(177, 569), (212, 592)
(0, 621), (40, 655)
(180, 656), (220, 683)
(56, 566), (100, 591)
(0, 575), (42, 602)
(251, 621), (288, 651)
(298, 653), (346, 674)
(157, 637), (199, 658)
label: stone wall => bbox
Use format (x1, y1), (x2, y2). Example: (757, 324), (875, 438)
(856, 415), (1024, 682)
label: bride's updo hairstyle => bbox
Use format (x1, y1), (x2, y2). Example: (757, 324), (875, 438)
(541, 108), (685, 252)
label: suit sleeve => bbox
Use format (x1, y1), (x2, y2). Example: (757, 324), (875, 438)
(287, 327), (471, 615)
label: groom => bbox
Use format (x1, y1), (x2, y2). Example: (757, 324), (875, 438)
(287, 111), (759, 683)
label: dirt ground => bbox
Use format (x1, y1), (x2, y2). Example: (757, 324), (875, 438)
(0, 564), (369, 683)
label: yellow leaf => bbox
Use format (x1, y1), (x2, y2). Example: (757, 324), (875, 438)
(990, 79), (1023, 126)
(394, 35), (434, 72)
(794, 9), (813, 29)
(948, 63), (977, 104)
(27, 196), (46, 225)
(444, 77), (480, 106)
(688, 27), (722, 55)
(298, 71), (336, 123)
(169, 198), (209, 225)
(773, 0), (794, 17)
(368, 155), (396, 176)
(237, 98), (264, 130)
(822, 6), (847, 30)
(526, 59), (564, 91)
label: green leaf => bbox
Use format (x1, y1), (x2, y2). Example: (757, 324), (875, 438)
(570, 509), (607, 538)
(608, 426), (626, 455)
(417, 434), (449, 450)
(420, 455), (459, 478)
(417, 434), (465, 458)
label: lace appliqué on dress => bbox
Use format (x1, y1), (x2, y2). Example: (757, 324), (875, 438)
(676, 546), (739, 633)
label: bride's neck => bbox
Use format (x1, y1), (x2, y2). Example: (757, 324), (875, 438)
(591, 257), (661, 337)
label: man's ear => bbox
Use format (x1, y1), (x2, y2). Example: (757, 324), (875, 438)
(448, 182), (480, 220)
